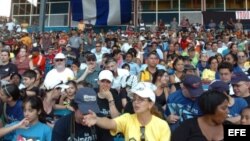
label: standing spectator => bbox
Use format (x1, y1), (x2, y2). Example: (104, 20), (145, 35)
(226, 18), (235, 31)
(158, 19), (165, 32)
(40, 32), (53, 53)
(77, 19), (85, 32)
(208, 19), (216, 31)
(14, 47), (30, 75)
(5, 19), (15, 33)
(68, 30), (83, 57)
(180, 16), (190, 32)
(170, 17), (178, 31)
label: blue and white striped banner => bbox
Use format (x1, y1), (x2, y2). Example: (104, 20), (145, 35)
(71, 0), (132, 25)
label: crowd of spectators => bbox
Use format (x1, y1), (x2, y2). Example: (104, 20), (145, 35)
(0, 17), (249, 140)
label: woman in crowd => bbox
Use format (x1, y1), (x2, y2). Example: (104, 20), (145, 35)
(152, 69), (170, 113)
(83, 82), (171, 141)
(201, 56), (218, 83)
(169, 56), (184, 92)
(172, 90), (230, 141)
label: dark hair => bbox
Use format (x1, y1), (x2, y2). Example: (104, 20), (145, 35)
(22, 69), (37, 80)
(173, 56), (184, 70)
(1, 84), (20, 100)
(105, 57), (116, 65)
(1, 49), (10, 56)
(208, 56), (218, 65)
(127, 48), (137, 57)
(72, 60), (81, 68)
(198, 90), (228, 115)
(122, 63), (130, 70)
(66, 80), (78, 90)
(152, 69), (167, 84)
(23, 96), (46, 123)
(225, 53), (238, 65)
(218, 62), (233, 72)
(10, 72), (22, 80)
(112, 49), (121, 57)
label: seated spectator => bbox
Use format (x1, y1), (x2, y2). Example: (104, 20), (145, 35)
(172, 90), (230, 141)
(240, 106), (250, 125)
(1, 96), (52, 140)
(166, 75), (204, 131)
(209, 80), (248, 124)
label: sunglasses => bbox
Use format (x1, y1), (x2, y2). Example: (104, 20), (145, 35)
(140, 126), (145, 141)
(55, 59), (64, 62)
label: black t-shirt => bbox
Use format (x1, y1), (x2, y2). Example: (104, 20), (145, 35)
(171, 118), (231, 141)
(52, 113), (107, 141)
(94, 88), (122, 141)
(0, 63), (18, 79)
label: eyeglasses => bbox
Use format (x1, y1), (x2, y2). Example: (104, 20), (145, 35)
(232, 83), (246, 88)
(96, 46), (101, 47)
(140, 126), (145, 141)
(131, 97), (148, 103)
(237, 55), (245, 58)
(55, 59), (64, 62)
(100, 79), (111, 84)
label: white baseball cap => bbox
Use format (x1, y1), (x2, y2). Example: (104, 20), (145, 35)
(98, 70), (114, 82)
(130, 82), (156, 102)
(44, 79), (69, 91)
(54, 53), (66, 59)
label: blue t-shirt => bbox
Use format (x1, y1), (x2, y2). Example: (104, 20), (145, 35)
(5, 121), (52, 141)
(6, 100), (24, 123)
(165, 90), (201, 131)
(228, 97), (248, 117)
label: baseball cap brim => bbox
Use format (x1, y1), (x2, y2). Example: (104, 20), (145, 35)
(186, 86), (203, 98)
(78, 102), (100, 114)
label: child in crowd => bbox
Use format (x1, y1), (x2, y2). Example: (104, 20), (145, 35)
(0, 84), (24, 125)
(21, 69), (39, 98)
(1, 96), (52, 140)
(59, 80), (77, 112)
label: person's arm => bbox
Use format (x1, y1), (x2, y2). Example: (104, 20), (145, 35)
(101, 90), (121, 118)
(0, 118), (29, 137)
(83, 110), (116, 130)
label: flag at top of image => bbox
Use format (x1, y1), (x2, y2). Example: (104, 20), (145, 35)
(71, 0), (132, 25)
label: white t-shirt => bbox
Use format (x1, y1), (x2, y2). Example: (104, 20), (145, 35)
(44, 68), (74, 83)
(6, 22), (15, 31)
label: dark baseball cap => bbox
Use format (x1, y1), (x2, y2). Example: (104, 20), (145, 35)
(182, 75), (203, 97)
(209, 80), (229, 94)
(74, 88), (100, 114)
(231, 72), (250, 84)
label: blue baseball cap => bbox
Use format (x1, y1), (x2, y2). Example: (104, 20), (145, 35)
(74, 88), (100, 114)
(209, 80), (229, 94)
(231, 72), (250, 84)
(182, 75), (204, 97)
